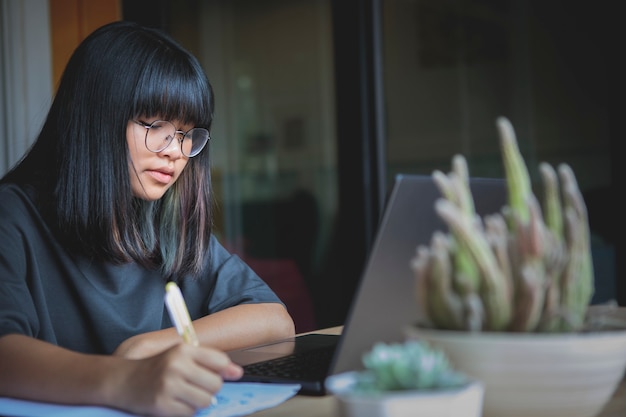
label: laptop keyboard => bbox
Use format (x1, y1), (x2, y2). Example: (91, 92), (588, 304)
(242, 344), (336, 380)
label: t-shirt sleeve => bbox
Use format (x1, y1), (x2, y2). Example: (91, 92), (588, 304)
(191, 235), (284, 314)
(0, 186), (42, 339)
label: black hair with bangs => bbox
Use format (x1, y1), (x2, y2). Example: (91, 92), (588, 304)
(1, 21), (215, 280)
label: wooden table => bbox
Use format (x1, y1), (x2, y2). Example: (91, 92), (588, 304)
(250, 326), (626, 417)
(600, 380), (626, 417)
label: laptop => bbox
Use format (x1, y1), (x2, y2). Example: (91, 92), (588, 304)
(227, 174), (506, 395)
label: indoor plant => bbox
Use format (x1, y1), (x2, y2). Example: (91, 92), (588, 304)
(407, 116), (626, 417)
(325, 340), (484, 417)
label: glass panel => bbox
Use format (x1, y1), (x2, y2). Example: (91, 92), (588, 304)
(382, 0), (615, 303)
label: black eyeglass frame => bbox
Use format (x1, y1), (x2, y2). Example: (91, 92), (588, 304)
(133, 119), (210, 157)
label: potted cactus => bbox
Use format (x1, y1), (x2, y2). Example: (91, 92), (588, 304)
(411, 116), (594, 333)
(325, 340), (484, 417)
(407, 116), (626, 417)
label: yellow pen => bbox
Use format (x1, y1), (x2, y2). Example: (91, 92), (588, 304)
(164, 282), (219, 407)
(165, 281), (199, 347)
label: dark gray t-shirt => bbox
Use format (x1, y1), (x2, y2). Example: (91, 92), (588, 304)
(0, 183), (281, 354)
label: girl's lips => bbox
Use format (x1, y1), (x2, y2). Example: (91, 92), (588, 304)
(147, 169), (174, 184)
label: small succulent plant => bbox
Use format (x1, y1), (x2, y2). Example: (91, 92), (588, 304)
(410, 116), (594, 333)
(351, 341), (468, 392)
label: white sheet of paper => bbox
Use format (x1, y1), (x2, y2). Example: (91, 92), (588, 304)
(196, 383), (301, 417)
(0, 382), (301, 417)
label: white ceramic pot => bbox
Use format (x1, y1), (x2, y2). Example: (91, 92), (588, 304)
(406, 326), (626, 417)
(325, 372), (484, 417)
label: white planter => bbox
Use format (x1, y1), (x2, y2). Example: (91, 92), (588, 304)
(407, 325), (626, 417)
(325, 372), (484, 417)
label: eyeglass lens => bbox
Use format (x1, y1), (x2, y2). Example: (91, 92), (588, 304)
(145, 120), (209, 157)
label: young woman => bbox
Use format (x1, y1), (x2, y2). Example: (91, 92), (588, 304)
(0, 21), (294, 416)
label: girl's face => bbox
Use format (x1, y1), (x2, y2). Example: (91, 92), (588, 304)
(126, 118), (191, 200)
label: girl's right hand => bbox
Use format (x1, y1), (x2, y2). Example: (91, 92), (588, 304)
(111, 342), (243, 417)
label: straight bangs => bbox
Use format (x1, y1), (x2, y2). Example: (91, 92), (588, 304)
(131, 52), (214, 130)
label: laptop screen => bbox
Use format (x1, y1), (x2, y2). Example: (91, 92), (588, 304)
(329, 174), (506, 375)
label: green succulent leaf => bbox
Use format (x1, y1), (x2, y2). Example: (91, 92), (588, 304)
(353, 341), (468, 392)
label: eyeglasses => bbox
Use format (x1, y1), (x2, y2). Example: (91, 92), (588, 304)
(133, 120), (210, 157)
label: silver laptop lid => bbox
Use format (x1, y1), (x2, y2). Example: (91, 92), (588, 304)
(330, 174), (506, 375)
